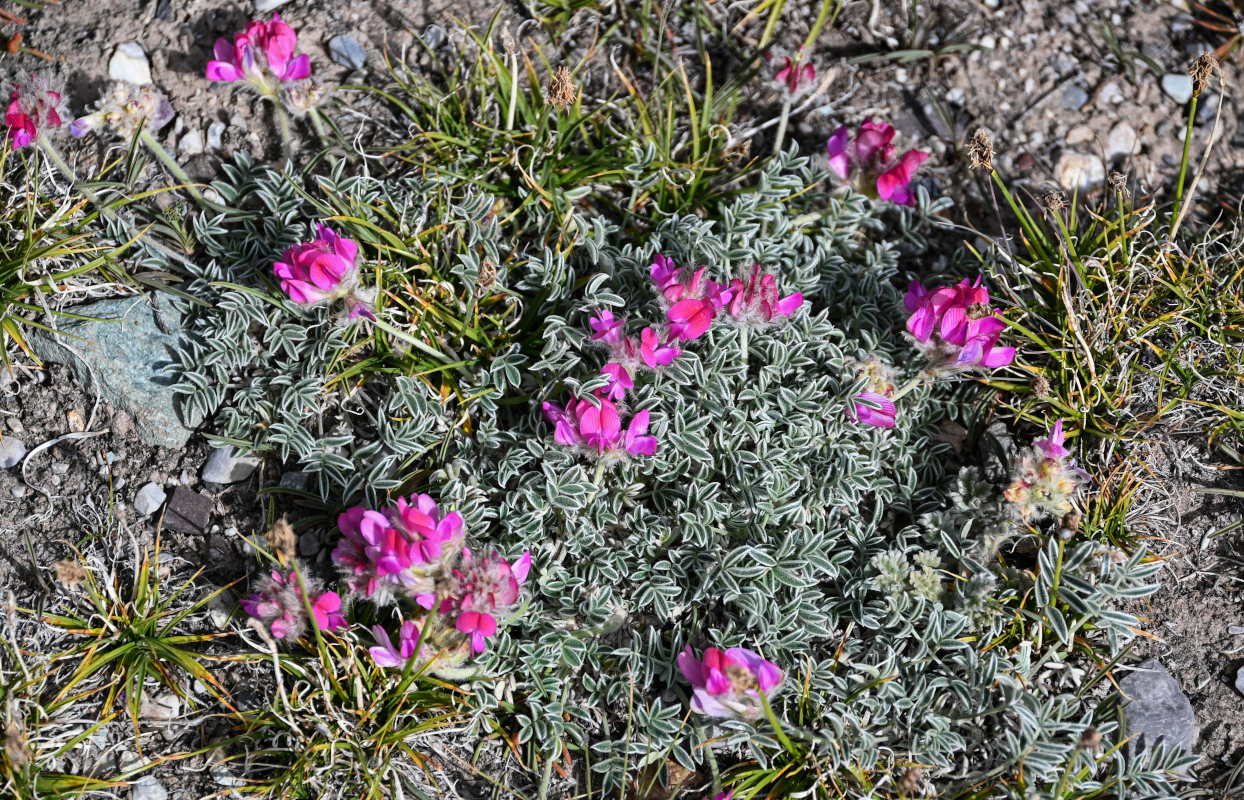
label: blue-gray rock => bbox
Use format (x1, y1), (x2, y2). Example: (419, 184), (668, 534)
(132, 776), (168, 800)
(201, 445), (260, 484)
(1060, 85), (1089, 111)
(0, 436), (25, 468)
(134, 482), (167, 517)
(329, 35), (366, 70)
(1119, 659), (1197, 760)
(1162, 74), (1193, 105)
(27, 296), (203, 449)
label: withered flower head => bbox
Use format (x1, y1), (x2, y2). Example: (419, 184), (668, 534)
(4, 717), (30, 767)
(475, 260), (498, 297)
(897, 767), (925, 797)
(1108, 171), (1129, 196)
(266, 515), (297, 565)
(1031, 374), (1051, 398)
(967, 129), (994, 172)
(1039, 189), (1067, 212)
(283, 80), (329, 118)
(1059, 508), (1083, 541)
(53, 559), (87, 588)
(1078, 725), (1102, 751)
(1189, 52), (1218, 98)
(546, 66), (577, 110)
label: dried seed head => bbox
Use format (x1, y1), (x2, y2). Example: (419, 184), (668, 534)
(266, 515), (297, 565)
(546, 66), (577, 110)
(1032, 374), (1051, 398)
(1078, 725), (1102, 751)
(1039, 190), (1067, 211)
(967, 129), (994, 171)
(1108, 171), (1129, 196)
(898, 767), (925, 796)
(1059, 508), (1083, 540)
(4, 719), (30, 767)
(1189, 52), (1217, 98)
(475, 260), (498, 297)
(53, 559), (87, 588)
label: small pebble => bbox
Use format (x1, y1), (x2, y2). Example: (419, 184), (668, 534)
(1064, 124), (1094, 146)
(134, 482), (168, 517)
(202, 445), (260, 484)
(1162, 73), (1193, 104)
(139, 691), (180, 722)
(51, 461), (70, 475)
(132, 776), (169, 800)
(109, 42), (153, 86)
(179, 129), (204, 156)
(1056, 151), (1104, 191)
(1099, 81), (1123, 105)
(207, 120), (226, 151)
(0, 437), (26, 468)
(422, 24), (447, 49)
(298, 531), (320, 557)
(66, 408), (85, 432)
(328, 34), (367, 71)
(7, 418), (23, 434)
(10, 484), (26, 498)
(1229, 625), (1244, 635)
(1060, 85), (1089, 110)
(1106, 121), (1138, 158)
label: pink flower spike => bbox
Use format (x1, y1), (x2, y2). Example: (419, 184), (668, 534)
(668, 298), (715, 341)
(274, 224), (371, 315)
(456, 611), (498, 653)
(5, 73), (67, 148)
(848, 392), (897, 429)
(651, 253), (679, 291)
(826, 125), (850, 180)
(1035, 420), (1071, 460)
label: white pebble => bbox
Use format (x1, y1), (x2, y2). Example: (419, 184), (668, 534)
(132, 776), (169, 800)
(1162, 73), (1193, 104)
(134, 482), (168, 517)
(1056, 151), (1105, 191)
(1106, 121), (1138, 158)
(179, 129), (204, 156)
(207, 120), (226, 151)
(109, 42), (153, 86)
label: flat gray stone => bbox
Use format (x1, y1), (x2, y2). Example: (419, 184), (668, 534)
(328, 34), (367, 70)
(132, 775), (168, 800)
(1119, 659), (1197, 761)
(1162, 74), (1193, 105)
(27, 296), (203, 449)
(0, 436), (25, 468)
(134, 482), (167, 516)
(201, 445), (259, 484)
(163, 487), (213, 535)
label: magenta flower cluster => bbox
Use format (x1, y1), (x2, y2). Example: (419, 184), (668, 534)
(332, 493), (531, 670)
(678, 645), (784, 721)
(5, 72), (67, 149)
(240, 566), (346, 641)
(544, 255), (802, 459)
(207, 13), (311, 94)
(273, 222), (375, 319)
(826, 119), (928, 207)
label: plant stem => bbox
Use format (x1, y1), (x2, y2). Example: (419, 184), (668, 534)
(138, 129), (230, 214)
(1170, 94), (1199, 234)
(758, 691), (799, 756)
(272, 101), (294, 162)
(366, 315), (469, 375)
(308, 109), (341, 168)
(695, 720), (722, 793)
(772, 97), (792, 157)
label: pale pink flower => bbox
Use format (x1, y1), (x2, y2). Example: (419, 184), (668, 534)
(207, 13), (312, 93)
(5, 73), (67, 148)
(826, 119), (929, 206)
(904, 278), (1015, 371)
(678, 645), (783, 720)
(590, 310), (626, 347)
(600, 363), (633, 402)
(1004, 419), (1090, 518)
(847, 392), (897, 429)
(440, 548), (532, 654)
(726, 264), (803, 328)
(240, 566), (346, 641)
(273, 223), (375, 319)
(370, 619), (432, 669)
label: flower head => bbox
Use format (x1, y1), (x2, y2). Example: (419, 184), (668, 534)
(847, 392), (896, 429)
(439, 548), (532, 654)
(652, 255), (734, 341)
(774, 47), (815, 95)
(826, 119), (929, 206)
(725, 264), (803, 328)
(207, 13), (311, 94)
(240, 565), (346, 641)
(273, 223), (375, 319)
(1004, 420), (1089, 518)
(70, 82), (174, 141)
(6, 72), (67, 148)
(678, 645), (783, 720)
(543, 395), (657, 458)
(904, 277), (1015, 372)
(332, 494), (465, 604)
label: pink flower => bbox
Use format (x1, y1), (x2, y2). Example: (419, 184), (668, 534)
(240, 566), (346, 641)
(847, 392), (896, 428)
(5, 73), (67, 148)
(590, 310), (626, 347)
(826, 119), (929, 206)
(710, 792), (734, 800)
(600, 363), (633, 402)
(1035, 419), (1070, 460)
(207, 13), (311, 92)
(1004, 420), (1090, 518)
(904, 278), (1015, 371)
(640, 327), (680, 368)
(774, 47), (815, 94)
(668, 298), (716, 341)
(678, 645), (784, 720)
(544, 395), (658, 457)
(651, 256), (734, 341)
(370, 619), (431, 669)
(726, 264), (803, 327)
(332, 494), (465, 603)
(439, 548), (531, 655)
(273, 223), (374, 318)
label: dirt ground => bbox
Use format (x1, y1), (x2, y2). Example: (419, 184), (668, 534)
(2, 0), (1243, 793)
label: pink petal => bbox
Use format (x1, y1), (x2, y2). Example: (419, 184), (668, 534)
(281, 53), (312, 82)
(205, 61), (244, 82)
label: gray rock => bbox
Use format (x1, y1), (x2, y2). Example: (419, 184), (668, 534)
(1162, 73), (1194, 104)
(201, 445), (259, 484)
(1236, 666), (1244, 696)
(179, 129), (204, 156)
(139, 691), (180, 722)
(328, 34), (367, 70)
(1056, 151), (1105, 191)
(1106, 122), (1138, 159)
(422, 24), (447, 49)
(1060, 85), (1089, 110)
(109, 42), (152, 86)
(0, 436), (26, 468)
(298, 531), (320, 557)
(26, 297), (204, 449)
(132, 776), (169, 800)
(134, 482), (167, 517)
(254, 0), (293, 10)
(1119, 659), (1197, 760)
(206, 120), (226, 151)
(279, 471), (310, 491)
(164, 487), (213, 534)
